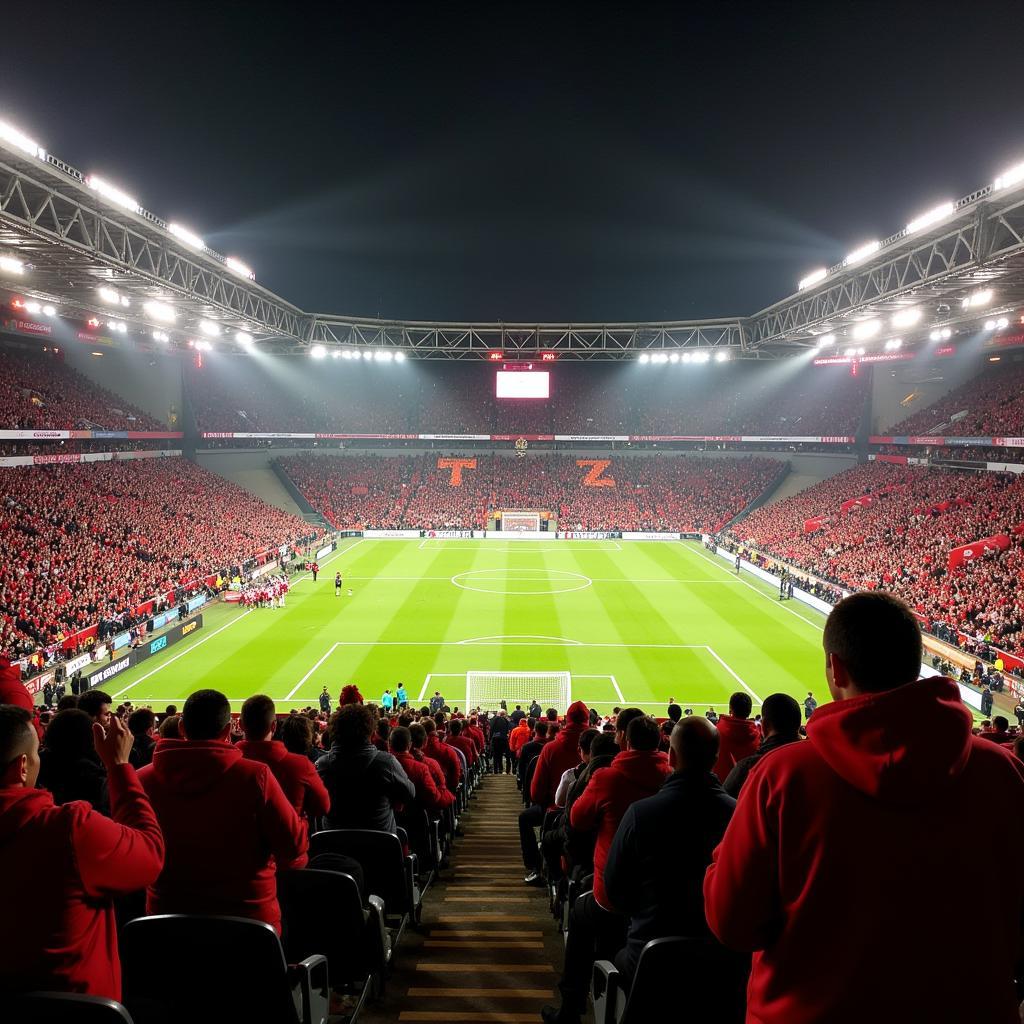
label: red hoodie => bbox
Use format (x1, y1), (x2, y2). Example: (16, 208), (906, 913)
(237, 739), (330, 867)
(712, 714), (761, 782)
(0, 655), (32, 711)
(531, 701), (589, 809)
(425, 734), (462, 791)
(569, 748), (672, 907)
(394, 750), (454, 813)
(704, 677), (1024, 1024)
(0, 765), (164, 999)
(138, 739), (307, 932)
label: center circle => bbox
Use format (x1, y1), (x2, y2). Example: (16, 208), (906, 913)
(451, 568), (593, 595)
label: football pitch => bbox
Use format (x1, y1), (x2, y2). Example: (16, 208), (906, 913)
(103, 538), (830, 715)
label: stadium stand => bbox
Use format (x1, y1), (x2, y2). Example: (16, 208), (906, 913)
(279, 453), (780, 533)
(887, 362), (1024, 436)
(0, 346), (166, 431)
(0, 458), (318, 658)
(729, 461), (1024, 656)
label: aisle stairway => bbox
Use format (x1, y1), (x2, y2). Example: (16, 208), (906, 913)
(362, 772), (574, 1023)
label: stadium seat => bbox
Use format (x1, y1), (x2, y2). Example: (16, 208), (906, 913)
(120, 914), (328, 1024)
(522, 753), (540, 805)
(592, 936), (748, 1024)
(310, 829), (422, 941)
(8, 992), (135, 1024)
(279, 867), (385, 1018)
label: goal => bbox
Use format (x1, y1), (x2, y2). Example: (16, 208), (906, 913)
(466, 671), (571, 712)
(500, 510), (542, 532)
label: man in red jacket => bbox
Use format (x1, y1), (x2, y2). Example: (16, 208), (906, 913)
(712, 691), (760, 782)
(390, 726), (453, 814)
(446, 717), (477, 766)
(422, 717), (462, 793)
(0, 705), (164, 1000)
(544, 714), (671, 1024)
(704, 593), (1024, 1024)
(238, 695), (330, 867)
(138, 689), (307, 933)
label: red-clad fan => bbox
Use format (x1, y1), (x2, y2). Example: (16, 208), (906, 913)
(389, 726), (453, 813)
(446, 717), (477, 766)
(422, 717), (462, 792)
(0, 653), (32, 711)
(712, 692), (761, 782)
(531, 701), (590, 810)
(0, 707), (164, 1000)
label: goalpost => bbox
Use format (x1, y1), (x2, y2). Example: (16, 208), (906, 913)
(466, 670), (572, 712)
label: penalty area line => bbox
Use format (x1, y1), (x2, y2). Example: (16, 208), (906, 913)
(704, 645), (762, 703)
(285, 642), (340, 700)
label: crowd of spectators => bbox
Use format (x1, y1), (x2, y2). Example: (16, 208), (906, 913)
(730, 461), (1024, 657)
(280, 453), (780, 533)
(887, 362), (1024, 437)
(0, 457), (318, 658)
(0, 346), (166, 432)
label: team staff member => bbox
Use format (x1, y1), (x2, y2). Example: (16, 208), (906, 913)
(335, 571), (342, 596)
(311, 561), (319, 581)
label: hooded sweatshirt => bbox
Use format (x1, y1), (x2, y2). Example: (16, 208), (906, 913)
(569, 747), (672, 907)
(712, 714), (761, 782)
(138, 739), (307, 931)
(0, 765), (164, 999)
(0, 655), (32, 711)
(531, 701), (590, 809)
(704, 676), (1024, 1024)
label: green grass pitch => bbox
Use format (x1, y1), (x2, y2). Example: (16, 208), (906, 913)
(102, 538), (831, 715)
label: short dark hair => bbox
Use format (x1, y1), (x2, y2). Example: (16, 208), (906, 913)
(824, 592), (922, 692)
(182, 689), (231, 741)
(546, 708), (558, 721)
(328, 704), (376, 748)
(0, 705), (34, 765)
(667, 703), (682, 722)
(449, 719), (462, 736)
(534, 720), (548, 737)
(280, 714), (314, 756)
(128, 708), (156, 738)
(579, 728), (599, 755)
(993, 715), (1010, 731)
(240, 695), (277, 738)
(42, 709), (94, 759)
(590, 733), (619, 759)
(421, 717), (436, 736)
(390, 726), (412, 754)
(760, 693), (801, 736)
(56, 695), (78, 712)
(626, 715), (660, 752)
(728, 692), (752, 719)
(615, 707), (645, 736)
(409, 722), (427, 748)
(78, 690), (112, 719)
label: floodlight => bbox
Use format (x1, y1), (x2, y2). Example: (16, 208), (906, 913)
(891, 307), (921, 328)
(23, 301), (40, 314)
(798, 268), (828, 290)
(341, 349), (354, 360)
(107, 320), (127, 334)
(330, 350), (341, 359)
(817, 333), (835, 345)
(858, 347), (865, 356)
(0, 120), (44, 159)
(669, 353), (679, 363)
(694, 351), (711, 364)
(844, 348), (856, 357)
(311, 344), (327, 359)
(198, 320), (221, 337)
(196, 339), (212, 352)
(994, 162), (1024, 190)
(225, 257), (254, 280)
(235, 331), (253, 347)
(638, 353), (650, 364)
(362, 350), (373, 361)
(997, 317), (1009, 329)
(885, 338), (903, 351)
(984, 320), (997, 330)
(845, 240), (880, 266)
(852, 319), (881, 340)
(928, 327), (952, 342)
(395, 351), (406, 362)
(98, 287), (121, 304)
(715, 350), (730, 362)
(42, 305), (56, 316)
(962, 288), (993, 309)
(905, 202), (955, 234)
(143, 300), (176, 322)
(168, 223), (205, 249)
(86, 175), (140, 213)
(374, 350), (394, 362)
(0, 255), (25, 275)
(153, 330), (169, 342)
(681, 352), (692, 363)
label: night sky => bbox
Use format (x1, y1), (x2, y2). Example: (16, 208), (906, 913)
(6, 1), (1024, 323)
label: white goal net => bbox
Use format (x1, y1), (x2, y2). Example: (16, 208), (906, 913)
(466, 671), (571, 712)
(501, 510), (542, 532)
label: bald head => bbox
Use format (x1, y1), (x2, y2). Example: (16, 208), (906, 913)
(669, 716), (719, 774)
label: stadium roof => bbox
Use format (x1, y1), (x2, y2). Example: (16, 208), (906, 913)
(3, 121), (1024, 360)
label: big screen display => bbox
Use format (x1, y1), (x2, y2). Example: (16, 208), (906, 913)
(496, 370), (550, 399)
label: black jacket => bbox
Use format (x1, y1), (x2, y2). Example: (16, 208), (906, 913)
(603, 770), (735, 977)
(490, 715), (511, 741)
(37, 751), (110, 816)
(510, 709), (526, 726)
(722, 733), (799, 799)
(517, 739), (545, 789)
(316, 742), (415, 834)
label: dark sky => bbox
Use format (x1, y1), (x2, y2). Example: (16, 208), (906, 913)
(6, 1), (1024, 323)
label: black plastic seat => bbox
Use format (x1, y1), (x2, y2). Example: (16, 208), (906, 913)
(121, 914), (328, 1024)
(9, 992), (134, 1024)
(592, 936), (748, 1024)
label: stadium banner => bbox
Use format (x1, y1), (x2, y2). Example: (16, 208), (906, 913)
(840, 494), (873, 514)
(426, 529), (474, 538)
(804, 517), (825, 533)
(316, 433), (419, 440)
(947, 533), (1010, 570)
(871, 435), (1024, 449)
(362, 529), (421, 539)
(491, 434), (555, 442)
(91, 653), (134, 686)
(111, 630), (132, 651)
(315, 543), (334, 558)
(186, 593), (207, 613)
(25, 669), (55, 697)
(149, 609), (176, 631)
(630, 435), (744, 443)
(986, 461), (1024, 474)
(0, 430), (183, 441)
(791, 587), (835, 616)
(557, 531), (616, 539)
(251, 560), (281, 580)
(554, 434), (629, 441)
(0, 449), (183, 468)
(483, 531), (551, 540)
(63, 652), (93, 676)
(621, 531), (682, 540)
(419, 433), (491, 441)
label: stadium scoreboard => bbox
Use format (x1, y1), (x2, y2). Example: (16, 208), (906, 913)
(496, 361), (550, 399)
